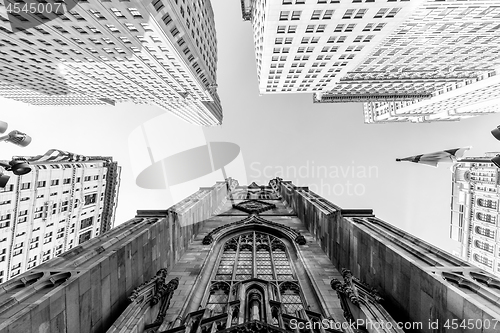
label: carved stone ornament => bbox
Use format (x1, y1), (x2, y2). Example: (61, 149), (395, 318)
(201, 215), (306, 246)
(233, 199), (276, 214)
(330, 268), (384, 306)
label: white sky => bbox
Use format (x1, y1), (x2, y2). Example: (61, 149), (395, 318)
(2, 0), (500, 254)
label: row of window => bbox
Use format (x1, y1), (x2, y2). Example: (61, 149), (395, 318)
(279, 8), (399, 21)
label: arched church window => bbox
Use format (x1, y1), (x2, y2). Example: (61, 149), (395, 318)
(206, 231), (305, 323)
(206, 282), (230, 315)
(475, 226), (495, 239)
(279, 282), (303, 315)
(473, 254), (493, 268)
(474, 240), (494, 253)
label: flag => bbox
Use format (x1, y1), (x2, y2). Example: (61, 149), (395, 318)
(23, 149), (91, 163)
(396, 147), (471, 167)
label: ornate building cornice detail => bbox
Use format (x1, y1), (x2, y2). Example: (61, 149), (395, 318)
(110, 269), (179, 333)
(330, 268), (383, 305)
(152, 274), (179, 306)
(129, 268), (169, 303)
(202, 215), (306, 245)
(150, 277), (180, 326)
(232, 199), (276, 214)
(330, 269), (402, 332)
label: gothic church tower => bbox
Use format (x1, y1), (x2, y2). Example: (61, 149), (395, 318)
(0, 179), (498, 333)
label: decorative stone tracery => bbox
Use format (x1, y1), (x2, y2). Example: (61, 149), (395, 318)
(201, 215), (306, 246)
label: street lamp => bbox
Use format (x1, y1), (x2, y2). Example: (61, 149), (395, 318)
(0, 130), (32, 147)
(491, 155), (500, 169)
(491, 125), (500, 141)
(0, 121), (33, 188)
(0, 158), (32, 188)
(0, 159), (32, 176)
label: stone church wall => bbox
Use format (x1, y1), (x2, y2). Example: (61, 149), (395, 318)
(0, 183), (229, 333)
(279, 181), (500, 333)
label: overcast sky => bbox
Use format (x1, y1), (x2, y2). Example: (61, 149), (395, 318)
(2, 0), (500, 253)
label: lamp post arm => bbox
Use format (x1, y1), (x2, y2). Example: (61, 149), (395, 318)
(0, 161), (11, 170)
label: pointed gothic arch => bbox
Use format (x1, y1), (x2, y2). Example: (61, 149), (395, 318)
(173, 225), (328, 333)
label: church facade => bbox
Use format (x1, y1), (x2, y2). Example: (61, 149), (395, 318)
(0, 179), (499, 333)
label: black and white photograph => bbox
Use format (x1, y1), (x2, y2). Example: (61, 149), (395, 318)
(0, 0), (499, 332)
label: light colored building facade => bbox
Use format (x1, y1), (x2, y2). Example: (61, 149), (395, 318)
(450, 153), (500, 277)
(0, 150), (121, 282)
(364, 69), (500, 123)
(0, 0), (222, 125)
(241, 0), (500, 106)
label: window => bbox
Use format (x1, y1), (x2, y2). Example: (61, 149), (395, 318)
(473, 254), (493, 268)
(37, 181), (46, 188)
(474, 240), (494, 253)
(128, 8), (142, 18)
(477, 199), (497, 209)
(323, 10), (334, 19)
(105, 24), (120, 33)
(89, 9), (106, 20)
(79, 230), (92, 244)
(291, 11), (301, 20)
(475, 226), (495, 239)
(476, 212), (496, 224)
(374, 8), (389, 18)
(69, 10), (85, 21)
(72, 26), (88, 34)
(279, 11), (290, 20)
(21, 183), (31, 190)
(311, 10), (322, 19)
(80, 217), (94, 229)
(206, 231), (306, 325)
(111, 8), (125, 18)
(317, 24), (327, 32)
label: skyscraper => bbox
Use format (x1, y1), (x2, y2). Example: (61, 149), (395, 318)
(0, 149), (121, 282)
(450, 153), (500, 278)
(364, 69), (500, 123)
(241, 0), (500, 107)
(0, 178), (498, 332)
(0, 0), (222, 126)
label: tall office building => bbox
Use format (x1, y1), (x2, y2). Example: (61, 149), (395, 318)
(0, 0), (222, 126)
(450, 153), (500, 277)
(1, 178), (499, 332)
(241, 0), (500, 105)
(364, 69), (500, 123)
(0, 149), (121, 282)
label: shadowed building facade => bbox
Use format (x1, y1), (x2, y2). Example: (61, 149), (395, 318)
(0, 178), (499, 333)
(0, 0), (222, 126)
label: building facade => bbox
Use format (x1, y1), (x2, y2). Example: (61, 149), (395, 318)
(240, 0), (500, 111)
(0, 0), (222, 126)
(0, 149), (121, 283)
(450, 153), (500, 278)
(0, 178), (498, 333)
(363, 70), (500, 124)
